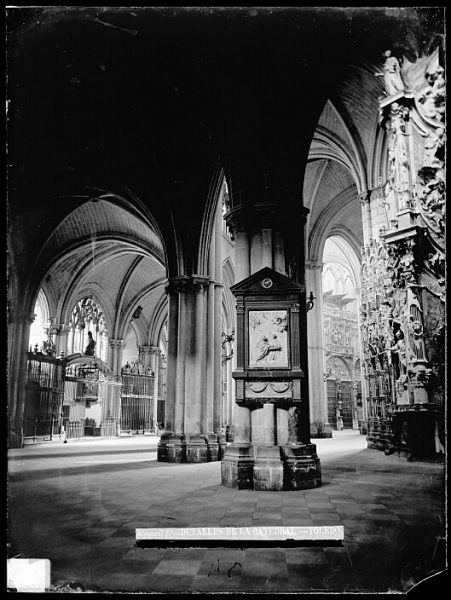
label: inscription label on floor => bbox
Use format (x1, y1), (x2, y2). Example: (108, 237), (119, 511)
(136, 526), (344, 541)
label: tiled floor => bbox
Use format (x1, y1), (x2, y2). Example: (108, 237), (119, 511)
(8, 431), (446, 593)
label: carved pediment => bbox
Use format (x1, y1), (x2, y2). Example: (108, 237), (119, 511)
(230, 267), (304, 296)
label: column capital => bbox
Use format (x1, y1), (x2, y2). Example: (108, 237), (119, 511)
(224, 204), (253, 235)
(358, 190), (371, 205)
(15, 312), (36, 325)
(139, 345), (161, 356)
(305, 260), (324, 271)
(52, 323), (71, 336)
(109, 338), (126, 349)
(165, 275), (211, 295)
(225, 202), (306, 235)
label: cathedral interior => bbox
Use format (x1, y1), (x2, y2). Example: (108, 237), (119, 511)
(7, 7), (446, 594)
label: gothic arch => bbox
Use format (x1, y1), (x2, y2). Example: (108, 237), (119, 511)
(198, 162), (225, 277)
(118, 279), (167, 343)
(322, 233), (362, 288)
(147, 291), (169, 347)
(307, 184), (359, 263)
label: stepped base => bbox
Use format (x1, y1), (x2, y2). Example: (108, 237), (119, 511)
(221, 442), (321, 491)
(158, 432), (224, 463)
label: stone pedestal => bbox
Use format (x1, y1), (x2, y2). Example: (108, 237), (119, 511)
(206, 433), (219, 461)
(216, 433), (227, 460)
(282, 444), (321, 490)
(310, 423), (333, 439)
(253, 444), (284, 491)
(186, 434), (209, 463)
(221, 443), (254, 489)
(165, 433), (187, 463)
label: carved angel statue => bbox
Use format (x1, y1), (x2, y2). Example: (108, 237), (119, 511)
(376, 50), (406, 97)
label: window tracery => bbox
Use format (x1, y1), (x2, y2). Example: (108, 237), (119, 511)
(67, 297), (108, 362)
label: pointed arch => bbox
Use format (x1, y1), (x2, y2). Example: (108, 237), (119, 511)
(197, 162), (225, 276)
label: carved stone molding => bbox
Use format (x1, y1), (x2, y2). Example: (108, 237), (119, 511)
(165, 275), (211, 295)
(358, 190), (371, 205)
(385, 238), (418, 287)
(305, 261), (323, 271)
(139, 345), (160, 356)
(17, 312), (37, 325)
(53, 323), (71, 336)
(109, 339), (126, 349)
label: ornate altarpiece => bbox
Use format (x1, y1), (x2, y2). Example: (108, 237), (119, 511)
(362, 48), (445, 459)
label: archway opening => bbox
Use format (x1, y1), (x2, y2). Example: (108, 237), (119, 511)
(322, 235), (364, 431)
(28, 288), (51, 353)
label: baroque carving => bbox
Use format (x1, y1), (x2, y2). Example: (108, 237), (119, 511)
(385, 102), (412, 210)
(417, 62), (445, 123)
(366, 43), (445, 455)
(385, 238), (417, 286)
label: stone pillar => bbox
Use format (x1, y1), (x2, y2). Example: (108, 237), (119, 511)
(221, 203), (321, 491)
(151, 347), (160, 431)
(158, 275), (221, 463)
(355, 286), (368, 427)
(230, 218), (252, 443)
(163, 290), (178, 433)
(261, 228), (273, 268)
(109, 339), (126, 377)
(305, 261), (332, 438)
(273, 231), (285, 275)
(137, 345), (152, 368)
(53, 323), (71, 356)
(8, 312), (35, 448)
(234, 231), (251, 282)
(220, 208), (254, 487)
(359, 191), (373, 245)
(213, 199), (225, 453)
(139, 345), (160, 431)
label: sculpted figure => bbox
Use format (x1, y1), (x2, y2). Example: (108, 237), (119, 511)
(84, 331), (96, 356)
(376, 50), (405, 97)
(390, 329), (407, 379)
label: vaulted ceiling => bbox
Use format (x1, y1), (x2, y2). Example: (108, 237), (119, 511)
(8, 7), (441, 326)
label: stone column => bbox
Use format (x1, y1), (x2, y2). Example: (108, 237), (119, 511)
(53, 323), (71, 356)
(163, 290), (178, 433)
(158, 275), (219, 463)
(138, 344), (160, 431)
(220, 207), (254, 487)
(234, 231), (251, 281)
(137, 345), (152, 369)
(8, 312), (35, 448)
(261, 228), (273, 268)
(222, 202), (320, 491)
(109, 339), (126, 377)
(273, 231), (285, 275)
(150, 347), (160, 431)
(305, 261), (332, 438)
(359, 191), (373, 245)
(355, 286), (368, 427)
(213, 198), (225, 454)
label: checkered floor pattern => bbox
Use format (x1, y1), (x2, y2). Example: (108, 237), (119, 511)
(8, 432), (445, 593)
